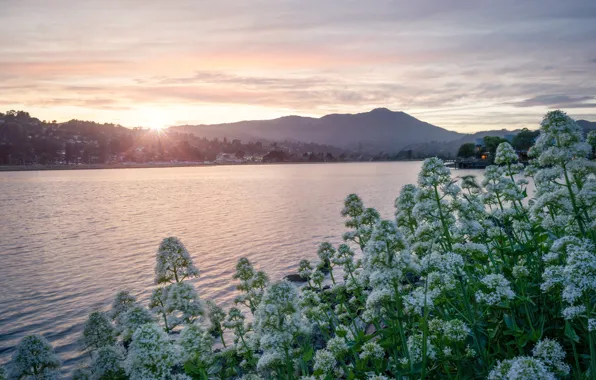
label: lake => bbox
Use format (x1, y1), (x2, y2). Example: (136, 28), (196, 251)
(0, 162), (482, 375)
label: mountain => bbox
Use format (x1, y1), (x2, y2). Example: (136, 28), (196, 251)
(578, 120), (596, 132)
(170, 108), (463, 152)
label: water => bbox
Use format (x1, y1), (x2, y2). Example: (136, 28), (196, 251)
(0, 162), (481, 375)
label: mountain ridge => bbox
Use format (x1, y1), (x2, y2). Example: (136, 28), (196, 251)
(170, 108), (462, 152)
(170, 109), (596, 154)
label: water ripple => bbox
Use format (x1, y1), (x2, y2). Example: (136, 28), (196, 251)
(0, 162), (484, 376)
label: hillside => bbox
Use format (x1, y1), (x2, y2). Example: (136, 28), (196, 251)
(401, 129), (521, 158)
(170, 108), (463, 153)
(578, 119), (596, 132)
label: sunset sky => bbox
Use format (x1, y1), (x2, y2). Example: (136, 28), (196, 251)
(1, 0), (595, 132)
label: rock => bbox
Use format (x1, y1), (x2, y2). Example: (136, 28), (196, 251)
(284, 273), (307, 283)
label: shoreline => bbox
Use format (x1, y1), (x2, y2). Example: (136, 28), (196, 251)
(0, 160), (427, 172)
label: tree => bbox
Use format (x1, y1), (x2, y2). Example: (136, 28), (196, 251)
(64, 143), (74, 164)
(8, 335), (61, 379)
(512, 128), (540, 151)
(457, 143), (476, 158)
(483, 136), (509, 158)
(155, 237), (199, 284)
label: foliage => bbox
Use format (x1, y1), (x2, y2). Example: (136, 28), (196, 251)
(483, 135), (509, 158)
(90, 345), (127, 380)
(0, 110), (349, 166)
(588, 130), (596, 158)
(9, 110), (596, 379)
(457, 142), (476, 158)
(511, 128), (540, 151)
(124, 324), (177, 380)
(7, 335), (60, 379)
(83, 311), (117, 351)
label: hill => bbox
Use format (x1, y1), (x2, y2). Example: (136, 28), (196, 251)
(170, 108), (463, 153)
(578, 119), (596, 132)
(401, 129), (521, 158)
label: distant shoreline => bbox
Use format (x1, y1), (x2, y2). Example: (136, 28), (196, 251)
(0, 160), (429, 172)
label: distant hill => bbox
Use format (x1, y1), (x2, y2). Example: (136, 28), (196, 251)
(578, 120), (596, 132)
(170, 108), (463, 153)
(402, 129), (522, 158)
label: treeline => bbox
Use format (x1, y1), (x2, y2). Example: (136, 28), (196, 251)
(0, 110), (351, 166)
(456, 129), (540, 160)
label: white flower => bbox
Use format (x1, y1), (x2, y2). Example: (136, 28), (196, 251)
(120, 305), (154, 341)
(90, 345), (126, 380)
(589, 319), (596, 332)
(512, 264), (529, 279)
(83, 311), (116, 351)
(395, 184), (419, 233)
(495, 142), (518, 165)
(367, 375), (390, 380)
(110, 290), (137, 322)
(317, 242), (336, 261)
(8, 335), (61, 379)
(359, 342), (385, 361)
(326, 336), (348, 357)
(234, 257), (268, 313)
(125, 324), (176, 380)
(254, 281), (309, 373)
(488, 357), (555, 380)
(155, 236), (199, 284)
(532, 339), (570, 376)
(418, 157), (451, 188)
(298, 259), (313, 279)
(311, 270), (324, 287)
(475, 274), (515, 306)
(256, 351), (282, 374)
(406, 333), (436, 364)
(403, 286), (437, 316)
(179, 324), (212, 364)
(313, 349), (336, 374)
(335, 325), (355, 341)
(341, 194), (380, 249)
(530, 110), (590, 167)
(562, 305), (586, 320)
(430, 319), (470, 342)
(164, 281), (203, 325)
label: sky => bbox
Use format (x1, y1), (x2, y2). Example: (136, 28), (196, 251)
(1, 0), (595, 132)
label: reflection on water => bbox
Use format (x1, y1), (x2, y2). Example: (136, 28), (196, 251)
(0, 162), (482, 374)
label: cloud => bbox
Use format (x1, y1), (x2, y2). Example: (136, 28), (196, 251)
(1, 0), (596, 130)
(510, 95), (596, 108)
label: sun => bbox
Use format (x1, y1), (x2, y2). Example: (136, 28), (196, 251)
(148, 124), (166, 131)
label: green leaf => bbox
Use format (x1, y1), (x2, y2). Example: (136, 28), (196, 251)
(504, 314), (516, 331)
(302, 345), (314, 362)
(564, 322), (580, 343)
